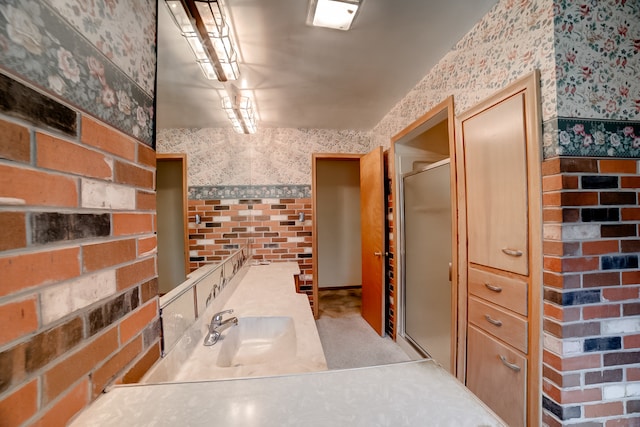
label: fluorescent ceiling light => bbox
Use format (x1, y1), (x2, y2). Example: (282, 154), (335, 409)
(307, 0), (361, 31)
(165, 0), (240, 81)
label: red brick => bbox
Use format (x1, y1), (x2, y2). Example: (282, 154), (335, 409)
(624, 334), (640, 349)
(43, 327), (118, 403)
(137, 143), (156, 168)
(544, 302), (580, 322)
(600, 159), (637, 174)
(603, 287), (639, 301)
(116, 257), (156, 291)
(583, 272), (621, 288)
(119, 300), (158, 344)
(0, 119), (30, 163)
(606, 416), (640, 427)
(34, 378), (89, 427)
(629, 367), (640, 381)
(114, 160), (154, 189)
(621, 176), (640, 188)
(81, 116), (135, 161)
(0, 163), (78, 207)
(113, 213), (154, 236)
(560, 158), (598, 173)
(584, 401), (624, 418)
(0, 379), (38, 426)
(583, 304), (621, 320)
(582, 240), (620, 256)
(543, 208), (563, 222)
(561, 192), (599, 206)
(543, 192), (561, 207)
(122, 341), (160, 384)
(36, 132), (112, 179)
(622, 208), (640, 221)
(562, 256), (599, 272)
(544, 350), (601, 372)
(541, 158), (561, 176)
(92, 336), (142, 397)
(0, 211), (26, 251)
(0, 296), (38, 346)
(0, 247), (81, 297)
(136, 190), (156, 211)
(544, 256), (562, 272)
(622, 271), (640, 285)
(138, 236), (157, 257)
(542, 378), (561, 402)
(561, 387), (602, 404)
(82, 239), (136, 272)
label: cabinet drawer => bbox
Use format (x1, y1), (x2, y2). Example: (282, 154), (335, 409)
(467, 326), (527, 427)
(468, 296), (528, 353)
(468, 267), (528, 316)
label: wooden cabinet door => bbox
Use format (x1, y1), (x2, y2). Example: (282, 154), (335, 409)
(462, 93), (529, 275)
(467, 326), (527, 427)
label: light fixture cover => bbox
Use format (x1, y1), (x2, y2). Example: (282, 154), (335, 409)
(222, 95), (257, 134)
(165, 0), (240, 81)
(308, 0), (360, 31)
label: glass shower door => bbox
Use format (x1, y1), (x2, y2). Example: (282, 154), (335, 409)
(402, 160), (452, 372)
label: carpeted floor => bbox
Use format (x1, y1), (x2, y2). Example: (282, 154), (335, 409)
(316, 288), (411, 369)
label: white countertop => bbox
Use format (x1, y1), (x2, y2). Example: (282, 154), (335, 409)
(71, 359), (506, 426)
(171, 262), (327, 381)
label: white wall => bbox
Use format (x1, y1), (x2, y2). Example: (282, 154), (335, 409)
(316, 159), (362, 288)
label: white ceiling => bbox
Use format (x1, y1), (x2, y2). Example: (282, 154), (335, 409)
(155, 0), (498, 131)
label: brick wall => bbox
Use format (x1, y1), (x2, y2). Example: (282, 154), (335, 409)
(187, 198), (314, 307)
(541, 158), (640, 426)
(0, 76), (160, 426)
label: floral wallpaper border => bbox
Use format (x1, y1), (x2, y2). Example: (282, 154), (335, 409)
(0, 1), (154, 146)
(189, 185), (311, 200)
(543, 117), (640, 159)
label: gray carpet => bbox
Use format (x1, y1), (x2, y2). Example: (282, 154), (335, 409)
(316, 315), (411, 369)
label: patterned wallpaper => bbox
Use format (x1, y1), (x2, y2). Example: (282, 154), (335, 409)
(554, 0), (639, 120)
(0, 0), (156, 145)
(157, 128), (371, 187)
(370, 0), (557, 150)
(47, 0), (156, 95)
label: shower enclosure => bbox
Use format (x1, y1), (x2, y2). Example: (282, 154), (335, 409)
(402, 159), (452, 372)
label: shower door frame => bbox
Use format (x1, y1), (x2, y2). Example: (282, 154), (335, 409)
(389, 96), (462, 378)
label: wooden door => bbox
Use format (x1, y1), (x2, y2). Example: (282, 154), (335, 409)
(360, 146), (385, 336)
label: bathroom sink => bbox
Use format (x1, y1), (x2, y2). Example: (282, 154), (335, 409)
(216, 316), (296, 367)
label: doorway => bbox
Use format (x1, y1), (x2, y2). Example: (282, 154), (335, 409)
(390, 97), (459, 375)
(311, 148), (385, 335)
(156, 154), (189, 294)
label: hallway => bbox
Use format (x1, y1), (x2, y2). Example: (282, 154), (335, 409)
(315, 288), (411, 369)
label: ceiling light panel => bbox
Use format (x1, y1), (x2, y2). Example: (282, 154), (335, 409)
(309, 0), (360, 31)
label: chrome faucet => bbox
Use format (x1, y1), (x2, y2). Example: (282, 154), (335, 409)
(203, 309), (238, 346)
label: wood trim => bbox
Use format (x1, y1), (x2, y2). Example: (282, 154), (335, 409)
(388, 96), (458, 375)
(455, 71), (542, 426)
(311, 153), (363, 319)
(156, 153), (189, 278)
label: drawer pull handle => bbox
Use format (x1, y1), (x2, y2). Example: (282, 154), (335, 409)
(502, 248), (523, 257)
(499, 355), (521, 372)
(484, 315), (503, 327)
(484, 283), (503, 293)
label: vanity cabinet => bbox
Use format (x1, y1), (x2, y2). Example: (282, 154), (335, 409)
(456, 73), (542, 427)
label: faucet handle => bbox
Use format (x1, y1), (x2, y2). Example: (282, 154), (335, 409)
(212, 309), (233, 322)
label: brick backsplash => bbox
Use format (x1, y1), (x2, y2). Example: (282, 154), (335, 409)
(0, 74), (159, 426)
(188, 197), (314, 305)
(542, 157), (640, 425)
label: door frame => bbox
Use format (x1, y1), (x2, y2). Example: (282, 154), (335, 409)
(311, 153), (363, 319)
(389, 96), (460, 376)
(156, 153), (190, 281)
